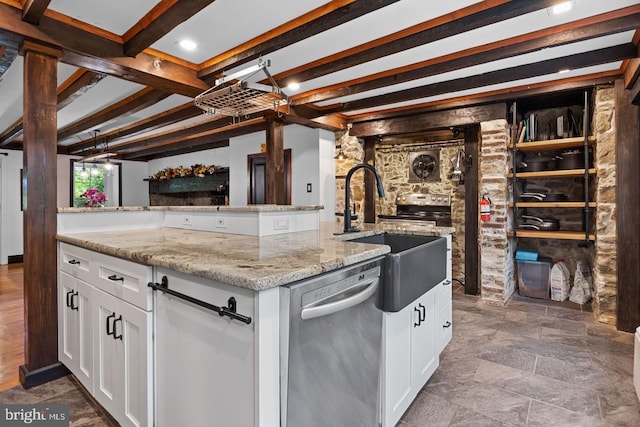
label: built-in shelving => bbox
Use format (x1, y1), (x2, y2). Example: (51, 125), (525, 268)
(507, 230), (595, 241)
(508, 168), (596, 180)
(509, 202), (597, 208)
(508, 136), (595, 152)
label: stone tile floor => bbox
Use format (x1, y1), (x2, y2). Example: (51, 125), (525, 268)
(400, 289), (640, 426)
(1, 290), (638, 426)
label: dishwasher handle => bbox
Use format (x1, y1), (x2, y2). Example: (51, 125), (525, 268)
(301, 278), (379, 320)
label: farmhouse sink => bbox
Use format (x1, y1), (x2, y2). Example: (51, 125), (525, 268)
(347, 233), (447, 312)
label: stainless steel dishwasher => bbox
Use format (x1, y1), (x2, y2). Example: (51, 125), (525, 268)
(280, 256), (384, 427)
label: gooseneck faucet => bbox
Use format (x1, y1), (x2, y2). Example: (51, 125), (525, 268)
(344, 163), (385, 233)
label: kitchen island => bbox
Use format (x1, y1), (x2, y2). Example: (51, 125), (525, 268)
(56, 206), (454, 427)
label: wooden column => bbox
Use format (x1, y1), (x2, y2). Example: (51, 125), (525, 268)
(265, 116), (285, 205)
(19, 41), (68, 388)
(363, 137), (377, 223)
(464, 125), (480, 295)
(615, 79), (640, 332)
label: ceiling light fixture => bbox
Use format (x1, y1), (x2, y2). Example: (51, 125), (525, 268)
(287, 82), (300, 91)
(334, 145), (346, 160)
(179, 39), (197, 51)
(558, 68), (571, 74)
(550, 1), (572, 15)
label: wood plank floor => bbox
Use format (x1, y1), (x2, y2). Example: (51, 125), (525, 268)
(0, 263), (24, 392)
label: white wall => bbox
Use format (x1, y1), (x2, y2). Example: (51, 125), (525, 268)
(0, 150), (23, 264)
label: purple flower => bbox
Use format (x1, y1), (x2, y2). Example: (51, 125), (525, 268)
(80, 188), (107, 207)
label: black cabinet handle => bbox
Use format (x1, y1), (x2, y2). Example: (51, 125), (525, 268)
(113, 315), (123, 340)
(70, 291), (79, 311)
(108, 274), (124, 282)
(443, 321), (452, 328)
(106, 313), (115, 336)
(68, 259), (80, 265)
(413, 306), (421, 327)
(443, 280), (451, 286)
(419, 303), (426, 323)
(66, 290), (74, 308)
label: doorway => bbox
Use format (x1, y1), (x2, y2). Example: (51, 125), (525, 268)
(247, 149), (292, 204)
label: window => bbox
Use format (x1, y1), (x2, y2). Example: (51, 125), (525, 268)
(70, 160), (122, 207)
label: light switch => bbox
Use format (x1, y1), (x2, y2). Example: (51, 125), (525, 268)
(307, 183), (312, 192)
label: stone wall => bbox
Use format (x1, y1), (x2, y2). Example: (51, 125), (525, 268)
(592, 85), (617, 324)
(374, 142), (466, 282)
(478, 119), (515, 305)
(335, 131), (366, 229)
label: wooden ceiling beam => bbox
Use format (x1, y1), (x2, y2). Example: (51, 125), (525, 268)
(274, 0), (556, 87)
(292, 9), (640, 105)
(64, 102), (202, 154)
(57, 69), (107, 109)
(123, 0), (218, 57)
(121, 118), (266, 160)
(56, 86), (171, 141)
(322, 44), (636, 115)
(138, 139), (230, 161)
(0, 2), (208, 96)
(21, 0), (51, 24)
(197, 0), (399, 80)
(1, 67), (106, 145)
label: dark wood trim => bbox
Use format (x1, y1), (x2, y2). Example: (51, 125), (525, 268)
(123, 0), (218, 57)
(362, 137), (377, 223)
(57, 87), (171, 141)
(615, 78), (640, 332)
(247, 149), (291, 204)
(21, 0), (51, 25)
(265, 118), (285, 205)
(197, 0), (400, 80)
(20, 40), (60, 386)
(464, 125), (480, 295)
(19, 363), (69, 390)
(350, 103), (506, 137)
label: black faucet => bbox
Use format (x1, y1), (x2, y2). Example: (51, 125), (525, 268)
(344, 163), (385, 233)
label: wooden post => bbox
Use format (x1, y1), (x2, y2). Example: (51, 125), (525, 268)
(464, 125), (480, 295)
(19, 41), (68, 388)
(265, 116), (285, 205)
(615, 79), (640, 332)
(363, 136), (377, 223)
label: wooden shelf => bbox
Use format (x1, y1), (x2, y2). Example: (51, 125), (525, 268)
(508, 168), (596, 179)
(509, 202), (597, 208)
(508, 230), (595, 241)
(508, 136), (595, 152)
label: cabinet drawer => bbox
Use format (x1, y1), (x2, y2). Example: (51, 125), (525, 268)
(60, 243), (95, 283)
(95, 255), (152, 311)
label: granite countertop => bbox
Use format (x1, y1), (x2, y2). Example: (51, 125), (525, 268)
(58, 205), (324, 213)
(57, 223), (453, 291)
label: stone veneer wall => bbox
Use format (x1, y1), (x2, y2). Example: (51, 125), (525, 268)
(478, 119), (515, 305)
(374, 142), (466, 282)
(592, 85), (617, 324)
(335, 131), (367, 229)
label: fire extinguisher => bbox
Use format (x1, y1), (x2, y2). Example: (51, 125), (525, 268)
(480, 194), (491, 222)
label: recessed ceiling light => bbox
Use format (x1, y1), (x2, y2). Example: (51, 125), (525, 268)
(287, 82), (300, 91)
(178, 39), (197, 51)
(559, 68), (571, 74)
(551, 1), (572, 15)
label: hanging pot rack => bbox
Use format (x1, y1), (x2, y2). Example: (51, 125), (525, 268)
(194, 58), (288, 118)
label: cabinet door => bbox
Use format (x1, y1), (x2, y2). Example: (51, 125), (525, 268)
(58, 272), (78, 371)
(93, 289), (121, 419)
(437, 299), (453, 354)
(381, 307), (413, 427)
(117, 298), (152, 427)
(74, 279), (94, 393)
(410, 289), (438, 390)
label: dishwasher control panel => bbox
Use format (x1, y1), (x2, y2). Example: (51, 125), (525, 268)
(301, 265), (381, 307)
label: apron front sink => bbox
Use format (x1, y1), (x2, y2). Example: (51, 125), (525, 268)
(347, 233), (447, 312)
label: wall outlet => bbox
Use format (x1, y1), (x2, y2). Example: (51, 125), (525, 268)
(274, 218), (289, 230)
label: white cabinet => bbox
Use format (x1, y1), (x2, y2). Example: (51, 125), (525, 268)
(153, 268), (257, 427)
(382, 287), (438, 427)
(58, 271), (94, 393)
(93, 288), (152, 427)
(58, 242), (153, 427)
(381, 234), (453, 427)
